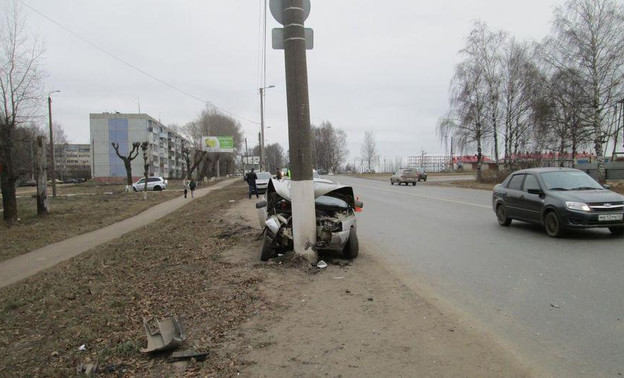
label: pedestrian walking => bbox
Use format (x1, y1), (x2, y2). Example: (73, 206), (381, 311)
(183, 178), (190, 198)
(246, 168), (258, 199)
(189, 179), (197, 198)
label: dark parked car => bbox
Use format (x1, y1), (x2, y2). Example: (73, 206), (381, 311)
(492, 168), (624, 237)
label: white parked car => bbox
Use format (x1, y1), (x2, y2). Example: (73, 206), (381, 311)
(255, 171), (273, 194)
(132, 176), (168, 191)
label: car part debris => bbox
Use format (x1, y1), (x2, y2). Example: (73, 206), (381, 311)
(317, 260), (328, 269)
(141, 316), (186, 353)
(167, 348), (209, 362)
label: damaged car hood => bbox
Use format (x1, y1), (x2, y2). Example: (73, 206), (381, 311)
(267, 179), (356, 208)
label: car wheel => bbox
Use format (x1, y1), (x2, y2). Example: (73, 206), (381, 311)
(343, 227), (359, 259)
(423, 177), (427, 182)
(412, 182), (417, 186)
(496, 204), (512, 226)
(260, 235), (275, 261)
(390, 180), (394, 185)
(153, 186), (162, 191)
(544, 211), (563, 237)
(608, 227), (624, 236)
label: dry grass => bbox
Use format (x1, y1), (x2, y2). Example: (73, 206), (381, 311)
(0, 181), (274, 376)
(0, 181), (192, 262)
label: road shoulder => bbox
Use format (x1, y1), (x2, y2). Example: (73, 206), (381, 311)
(226, 199), (533, 377)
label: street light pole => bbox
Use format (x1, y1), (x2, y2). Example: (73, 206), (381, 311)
(48, 90), (60, 198)
(259, 85), (275, 171)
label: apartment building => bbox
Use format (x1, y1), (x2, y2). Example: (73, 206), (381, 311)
(54, 144), (91, 179)
(90, 113), (188, 181)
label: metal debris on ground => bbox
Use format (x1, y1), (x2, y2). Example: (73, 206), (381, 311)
(141, 316), (186, 353)
(317, 260), (328, 269)
(167, 348), (209, 362)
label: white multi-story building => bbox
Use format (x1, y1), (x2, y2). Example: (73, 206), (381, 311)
(90, 113), (188, 181)
(54, 144), (91, 179)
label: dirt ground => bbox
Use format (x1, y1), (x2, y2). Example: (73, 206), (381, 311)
(0, 180), (533, 377)
(226, 197), (533, 378)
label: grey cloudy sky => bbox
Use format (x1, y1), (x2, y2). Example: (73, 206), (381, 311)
(20, 0), (565, 162)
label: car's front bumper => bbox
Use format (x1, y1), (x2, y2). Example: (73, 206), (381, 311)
(561, 210), (624, 229)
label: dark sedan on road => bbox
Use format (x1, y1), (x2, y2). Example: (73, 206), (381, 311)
(492, 168), (624, 237)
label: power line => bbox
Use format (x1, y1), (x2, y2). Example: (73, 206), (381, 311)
(19, 0), (262, 126)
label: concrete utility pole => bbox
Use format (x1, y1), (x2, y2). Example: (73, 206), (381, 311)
(280, 0), (316, 262)
(48, 90), (60, 198)
(259, 85), (275, 171)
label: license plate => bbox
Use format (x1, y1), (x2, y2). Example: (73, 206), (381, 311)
(598, 214), (623, 221)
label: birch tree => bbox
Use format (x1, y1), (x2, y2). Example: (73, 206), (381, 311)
(542, 0), (624, 181)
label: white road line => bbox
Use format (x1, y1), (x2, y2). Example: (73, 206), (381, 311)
(355, 184), (492, 209)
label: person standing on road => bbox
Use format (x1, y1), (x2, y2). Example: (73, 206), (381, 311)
(189, 179), (197, 198)
(276, 167), (283, 180)
(247, 168), (258, 199)
(183, 178), (190, 198)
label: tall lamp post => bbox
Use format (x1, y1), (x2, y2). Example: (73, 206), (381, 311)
(48, 90), (60, 198)
(259, 85), (275, 171)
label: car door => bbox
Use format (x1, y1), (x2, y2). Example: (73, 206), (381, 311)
(503, 174), (525, 218)
(518, 174), (543, 222)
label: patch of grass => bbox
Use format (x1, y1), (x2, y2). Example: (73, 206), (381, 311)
(0, 189), (182, 262)
(99, 340), (141, 359)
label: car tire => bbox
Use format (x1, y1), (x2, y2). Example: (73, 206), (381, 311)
(343, 227), (359, 259)
(260, 235), (275, 261)
(544, 211), (563, 237)
(423, 177), (427, 182)
(412, 182), (417, 186)
(390, 180), (394, 185)
(153, 186), (162, 191)
(608, 227), (624, 236)
(496, 204), (512, 226)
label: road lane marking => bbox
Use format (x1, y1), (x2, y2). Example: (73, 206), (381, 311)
(354, 183), (492, 209)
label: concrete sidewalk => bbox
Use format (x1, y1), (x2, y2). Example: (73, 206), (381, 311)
(0, 178), (238, 288)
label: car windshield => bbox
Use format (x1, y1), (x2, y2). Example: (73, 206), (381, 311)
(257, 172), (272, 179)
(540, 171), (603, 191)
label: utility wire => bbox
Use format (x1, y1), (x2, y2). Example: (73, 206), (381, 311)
(19, 0), (262, 126)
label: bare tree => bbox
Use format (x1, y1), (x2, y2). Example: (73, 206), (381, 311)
(542, 0), (624, 181)
(361, 131), (377, 172)
(181, 146), (206, 180)
(464, 22), (506, 164)
(111, 142), (141, 188)
(140, 141), (149, 196)
(439, 58), (489, 180)
(182, 105), (243, 178)
(312, 121), (348, 173)
(265, 142), (285, 173)
(0, 1), (45, 225)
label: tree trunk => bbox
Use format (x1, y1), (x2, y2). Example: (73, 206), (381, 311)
(0, 123), (18, 225)
(124, 160), (133, 186)
(35, 136), (48, 215)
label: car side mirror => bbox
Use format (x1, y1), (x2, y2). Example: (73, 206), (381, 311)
(527, 188), (542, 195)
(255, 200), (267, 209)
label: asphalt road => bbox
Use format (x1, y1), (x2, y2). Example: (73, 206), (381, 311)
(333, 175), (624, 377)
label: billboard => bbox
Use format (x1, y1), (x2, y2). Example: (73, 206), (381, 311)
(202, 136), (234, 153)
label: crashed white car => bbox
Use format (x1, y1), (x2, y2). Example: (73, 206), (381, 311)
(255, 179), (362, 261)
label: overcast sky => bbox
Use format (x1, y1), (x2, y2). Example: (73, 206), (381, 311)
(19, 0), (566, 163)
